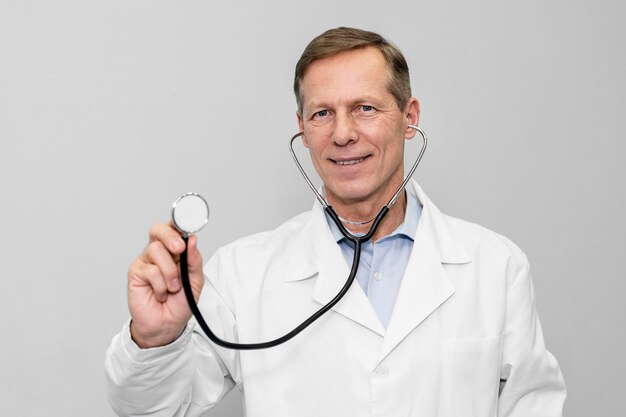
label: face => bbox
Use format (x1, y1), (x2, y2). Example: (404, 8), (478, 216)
(297, 47), (420, 209)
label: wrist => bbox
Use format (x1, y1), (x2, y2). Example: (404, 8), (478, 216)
(129, 320), (186, 349)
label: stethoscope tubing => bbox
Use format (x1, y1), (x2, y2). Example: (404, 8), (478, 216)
(180, 126), (427, 350)
(181, 218), (363, 350)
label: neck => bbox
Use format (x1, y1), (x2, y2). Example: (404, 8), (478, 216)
(329, 190), (407, 242)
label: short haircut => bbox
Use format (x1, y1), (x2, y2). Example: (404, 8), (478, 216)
(294, 27), (412, 114)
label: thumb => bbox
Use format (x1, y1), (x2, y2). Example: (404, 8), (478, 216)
(185, 235), (205, 298)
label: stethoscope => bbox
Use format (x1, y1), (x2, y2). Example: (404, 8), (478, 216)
(172, 125), (427, 350)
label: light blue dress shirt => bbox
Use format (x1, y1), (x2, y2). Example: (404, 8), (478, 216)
(326, 190), (422, 329)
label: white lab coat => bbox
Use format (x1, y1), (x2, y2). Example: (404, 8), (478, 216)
(105, 181), (566, 417)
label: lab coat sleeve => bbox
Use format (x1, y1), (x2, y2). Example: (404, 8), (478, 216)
(104, 319), (235, 416)
(497, 252), (566, 417)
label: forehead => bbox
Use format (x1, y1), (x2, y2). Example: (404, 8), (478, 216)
(300, 47), (391, 106)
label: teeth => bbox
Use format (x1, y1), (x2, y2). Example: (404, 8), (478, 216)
(336, 158), (364, 165)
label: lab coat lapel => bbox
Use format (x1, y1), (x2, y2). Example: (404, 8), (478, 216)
(285, 201), (385, 337)
(313, 242), (386, 337)
(378, 181), (470, 361)
(285, 182), (470, 345)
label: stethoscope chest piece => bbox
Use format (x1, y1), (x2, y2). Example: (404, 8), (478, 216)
(171, 192), (210, 237)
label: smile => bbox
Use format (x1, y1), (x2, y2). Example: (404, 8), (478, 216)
(332, 156), (368, 166)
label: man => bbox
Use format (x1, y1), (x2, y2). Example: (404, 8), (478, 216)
(106, 27), (566, 416)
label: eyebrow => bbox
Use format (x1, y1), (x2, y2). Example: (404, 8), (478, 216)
(305, 96), (383, 112)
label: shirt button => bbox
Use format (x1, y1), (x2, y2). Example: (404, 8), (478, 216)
(376, 366), (389, 377)
(373, 271), (382, 281)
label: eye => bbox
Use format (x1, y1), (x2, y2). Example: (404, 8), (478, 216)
(361, 105), (374, 112)
(315, 110), (328, 117)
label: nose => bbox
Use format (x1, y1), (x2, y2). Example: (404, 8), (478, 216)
(331, 111), (358, 146)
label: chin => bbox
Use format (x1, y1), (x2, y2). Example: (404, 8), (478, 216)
(326, 184), (375, 204)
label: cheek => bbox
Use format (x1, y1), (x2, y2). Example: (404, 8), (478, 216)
(302, 125), (322, 149)
(391, 139), (406, 159)
(357, 119), (382, 136)
(302, 140), (323, 166)
(311, 146), (327, 166)
(307, 148), (326, 179)
(302, 131), (326, 157)
(379, 137), (406, 170)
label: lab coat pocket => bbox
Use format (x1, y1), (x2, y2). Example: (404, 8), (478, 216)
(439, 336), (502, 417)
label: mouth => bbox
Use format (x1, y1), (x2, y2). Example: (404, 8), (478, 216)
(331, 155), (370, 166)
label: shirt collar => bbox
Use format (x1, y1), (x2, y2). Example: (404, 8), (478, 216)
(325, 187), (422, 243)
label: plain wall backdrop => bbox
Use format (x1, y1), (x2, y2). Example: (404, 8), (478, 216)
(1, 1), (624, 416)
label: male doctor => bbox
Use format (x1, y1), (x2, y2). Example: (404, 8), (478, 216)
(106, 27), (566, 416)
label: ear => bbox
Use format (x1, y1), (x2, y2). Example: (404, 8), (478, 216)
(404, 98), (420, 139)
(296, 111), (310, 147)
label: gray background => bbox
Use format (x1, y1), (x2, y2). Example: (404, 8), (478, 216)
(1, 1), (624, 416)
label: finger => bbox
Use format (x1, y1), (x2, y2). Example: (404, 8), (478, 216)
(149, 223), (185, 254)
(184, 235), (204, 299)
(186, 235), (203, 274)
(140, 241), (182, 293)
(128, 258), (168, 303)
